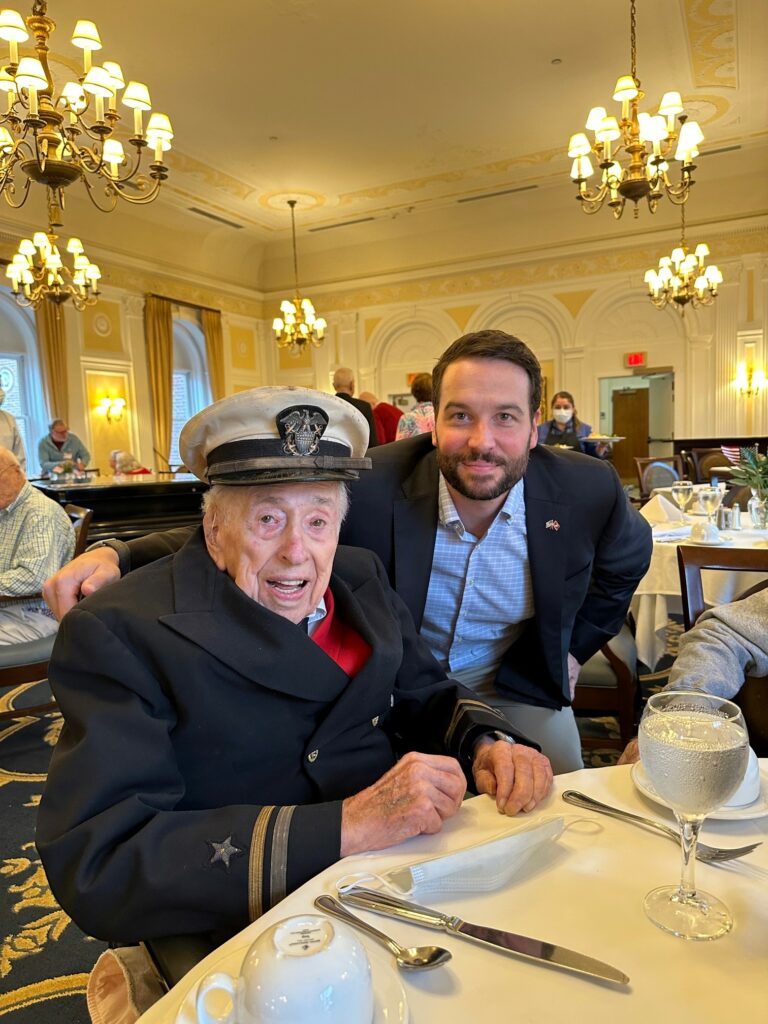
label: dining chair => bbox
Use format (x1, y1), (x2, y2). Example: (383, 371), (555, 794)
(64, 503), (94, 556)
(573, 619), (639, 749)
(676, 544), (768, 755)
(0, 634), (56, 721)
(689, 447), (727, 483)
(634, 456), (685, 501)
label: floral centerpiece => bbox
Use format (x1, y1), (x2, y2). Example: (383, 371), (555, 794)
(52, 460), (75, 478)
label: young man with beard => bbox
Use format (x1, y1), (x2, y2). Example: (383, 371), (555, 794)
(44, 332), (651, 772)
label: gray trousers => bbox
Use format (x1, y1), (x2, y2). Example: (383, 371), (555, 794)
(451, 663), (584, 775)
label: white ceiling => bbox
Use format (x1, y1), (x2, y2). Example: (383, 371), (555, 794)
(0, 0), (766, 295)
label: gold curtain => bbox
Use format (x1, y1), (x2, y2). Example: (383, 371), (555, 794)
(201, 308), (226, 402)
(34, 303), (69, 424)
(144, 295), (174, 468)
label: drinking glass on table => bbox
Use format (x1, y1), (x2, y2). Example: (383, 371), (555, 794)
(638, 691), (749, 940)
(669, 480), (694, 514)
(697, 486), (722, 525)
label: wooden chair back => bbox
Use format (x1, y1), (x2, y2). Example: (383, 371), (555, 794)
(676, 545), (768, 755)
(64, 504), (94, 557)
(634, 456), (685, 500)
(689, 447), (726, 483)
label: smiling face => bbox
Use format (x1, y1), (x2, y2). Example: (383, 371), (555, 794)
(203, 481), (344, 624)
(433, 358), (539, 502)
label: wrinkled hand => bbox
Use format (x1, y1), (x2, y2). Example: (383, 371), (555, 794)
(43, 546), (121, 620)
(340, 752), (466, 857)
(617, 737), (640, 765)
(472, 740), (553, 815)
(567, 652), (581, 701)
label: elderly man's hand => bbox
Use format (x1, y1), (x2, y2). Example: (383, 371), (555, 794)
(472, 740), (553, 815)
(43, 547), (121, 620)
(340, 752), (466, 857)
(617, 737), (640, 765)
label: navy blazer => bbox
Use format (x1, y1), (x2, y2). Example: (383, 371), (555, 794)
(339, 435), (652, 709)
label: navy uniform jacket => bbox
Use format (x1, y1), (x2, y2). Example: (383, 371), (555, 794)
(36, 531), (515, 943)
(116, 437), (652, 711)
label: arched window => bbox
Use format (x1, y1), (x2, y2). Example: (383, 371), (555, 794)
(0, 290), (48, 469)
(170, 317), (210, 465)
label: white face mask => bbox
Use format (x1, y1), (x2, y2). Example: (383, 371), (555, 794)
(337, 816), (564, 898)
(552, 408), (572, 425)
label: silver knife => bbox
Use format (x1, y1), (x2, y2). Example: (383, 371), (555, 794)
(339, 887), (629, 986)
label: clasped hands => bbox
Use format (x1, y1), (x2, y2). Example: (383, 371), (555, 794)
(341, 742), (553, 856)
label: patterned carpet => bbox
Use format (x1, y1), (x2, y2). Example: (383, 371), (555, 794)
(0, 622), (682, 1022)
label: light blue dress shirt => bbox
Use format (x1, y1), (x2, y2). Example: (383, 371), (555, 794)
(420, 474), (534, 673)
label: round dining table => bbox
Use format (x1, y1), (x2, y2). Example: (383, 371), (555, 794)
(137, 763), (768, 1024)
(632, 513), (768, 670)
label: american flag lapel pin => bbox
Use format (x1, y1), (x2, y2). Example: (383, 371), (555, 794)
(545, 519), (560, 531)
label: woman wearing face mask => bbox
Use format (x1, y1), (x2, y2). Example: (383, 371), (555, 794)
(537, 391), (609, 458)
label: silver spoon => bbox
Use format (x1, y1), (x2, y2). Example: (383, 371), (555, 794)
(314, 894), (452, 971)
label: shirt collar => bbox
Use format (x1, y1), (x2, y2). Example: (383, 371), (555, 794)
(437, 472), (524, 533)
(306, 593), (328, 636)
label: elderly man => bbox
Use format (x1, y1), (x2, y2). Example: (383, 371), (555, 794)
(37, 388), (551, 947)
(45, 333), (652, 773)
(38, 418), (90, 476)
(0, 448), (74, 643)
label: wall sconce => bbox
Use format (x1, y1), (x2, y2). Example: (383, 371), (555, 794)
(732, 362), (766, 398)
(96, 396), (126, 422)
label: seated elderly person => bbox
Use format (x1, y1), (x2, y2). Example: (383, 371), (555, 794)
(0, 447), (74, 643)
(620, 587), (768, 763)
(37, 388), (552, 950)
(109, 448), (151, 475)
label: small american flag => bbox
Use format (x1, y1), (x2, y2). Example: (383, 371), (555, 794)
(720, 445), (742, 465)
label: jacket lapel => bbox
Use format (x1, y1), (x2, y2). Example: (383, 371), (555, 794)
(393, 448), (439, 628)
(524, 452), (572, 685)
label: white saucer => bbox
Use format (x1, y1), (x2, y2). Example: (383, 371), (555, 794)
(631, 762), (768, 821)
(174, 931), (408, 1024)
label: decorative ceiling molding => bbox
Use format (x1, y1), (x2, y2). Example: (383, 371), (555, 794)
(684, 0), (737, 89)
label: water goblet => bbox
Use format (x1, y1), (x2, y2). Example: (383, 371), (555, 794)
(638, 691), (749, 940)
(669, 480), (693, 515)
(697, 486), (722, 525)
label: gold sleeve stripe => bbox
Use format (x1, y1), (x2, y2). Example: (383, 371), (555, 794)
(444, 698), (506, 748)
(248, 806), (275, 921)
(269, 805), (296, 907)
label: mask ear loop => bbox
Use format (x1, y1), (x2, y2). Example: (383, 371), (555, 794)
(561, 813), (604, 836)
(335, 871), (415, 897)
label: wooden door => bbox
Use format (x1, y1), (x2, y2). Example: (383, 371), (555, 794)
(612, 389), (649, 482)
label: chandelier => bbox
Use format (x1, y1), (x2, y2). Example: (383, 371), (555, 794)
(643, 204), (722, 313)
(567, 0), (704, 219)
(5, 223), (100, 309)
(0, 1), (173, 221)
(272, 199), (326, 357)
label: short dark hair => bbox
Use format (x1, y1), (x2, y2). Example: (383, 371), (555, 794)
(432, 330), (542, 418)
(410, 372), (432, 403)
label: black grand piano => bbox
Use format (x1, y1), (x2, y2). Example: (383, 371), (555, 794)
(33, 474), (208, 543)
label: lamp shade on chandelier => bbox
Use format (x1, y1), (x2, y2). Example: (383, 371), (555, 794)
(6, 227), (100, 309)
(272, 199), (326, 357)
(567, 0), (703, 219)
(644, 205), (722, 313)
(0, 1), (172, 221)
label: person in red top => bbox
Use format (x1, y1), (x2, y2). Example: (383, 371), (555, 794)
(359, 390), (403, 445)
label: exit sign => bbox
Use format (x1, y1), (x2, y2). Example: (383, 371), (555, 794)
(624, 351), (647, 368)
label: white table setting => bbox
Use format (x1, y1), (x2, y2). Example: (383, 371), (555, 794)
(632, 491), (768, 670)
(137, 759), (768, 1024)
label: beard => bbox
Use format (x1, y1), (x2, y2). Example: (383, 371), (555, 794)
(436, 446), (531, 501)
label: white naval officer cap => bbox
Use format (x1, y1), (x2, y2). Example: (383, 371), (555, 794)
(179, 386), (372, 485)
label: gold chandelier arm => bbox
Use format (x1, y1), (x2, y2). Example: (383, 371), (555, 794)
(0, 171), (31, 209)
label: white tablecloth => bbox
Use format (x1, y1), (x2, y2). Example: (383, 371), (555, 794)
(632, 515), (768, 670)
(138, 764), (768, 1024)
